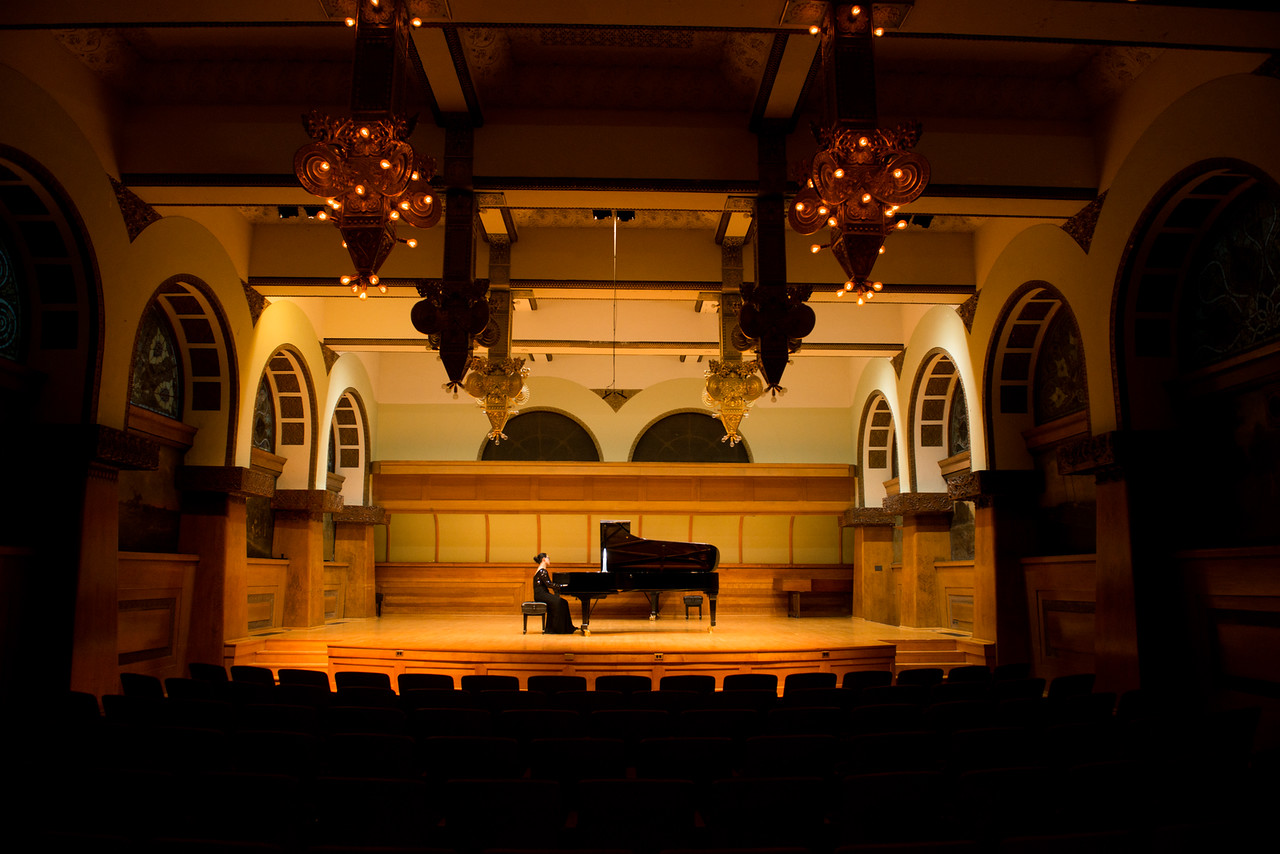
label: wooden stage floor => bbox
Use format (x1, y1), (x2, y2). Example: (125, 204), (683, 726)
(230, 616), (982, 688)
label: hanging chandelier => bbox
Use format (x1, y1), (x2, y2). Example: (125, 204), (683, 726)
(702, 360), (764, 446)
(459, 356), (530, 445)
(787, 3), (929, 304)
(293, 0), (440, 298)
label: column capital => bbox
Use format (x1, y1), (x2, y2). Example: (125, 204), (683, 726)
(272, 488), (345, 515)
(947, 469), (1040, 505)
(179, 465), (275, 498)
(1057, 430), (1176, 480)
(843, 506), (895, 527)
(883, 491), (953, 518)
(334, 504), (389, 525)
(48, 423), (159, 471)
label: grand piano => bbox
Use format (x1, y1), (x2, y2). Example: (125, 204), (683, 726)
(554, 520), (720, 634)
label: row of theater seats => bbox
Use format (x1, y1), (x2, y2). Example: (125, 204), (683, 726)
(29, 664), (1265, 854)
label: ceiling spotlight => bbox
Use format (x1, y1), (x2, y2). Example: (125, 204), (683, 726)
(277, 206), (299, 219)
(301, 205), (323, 218)
(592, 209), (612, 221)
(615, 210), (636, 223)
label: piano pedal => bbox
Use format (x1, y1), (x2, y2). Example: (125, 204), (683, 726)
(649, 614), (657, 621)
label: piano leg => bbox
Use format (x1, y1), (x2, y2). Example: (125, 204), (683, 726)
(578, 597), (593, 636)
(646, 592), (659, 621)
(709, 595), (717, 629)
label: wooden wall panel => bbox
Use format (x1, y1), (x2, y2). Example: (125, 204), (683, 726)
(389, 513), (435, 562)
(540, 514), (592, 564)
(641, 514), (693, 544)
(117, 553), (197, 679)
(694, 516), (742, 564)
(742, 515), (791, 564)
(437, 514), (486, 563)
(1022, 554), (1097, 683)
(793, 516), (841, 564)
(489, 514), (539, 563)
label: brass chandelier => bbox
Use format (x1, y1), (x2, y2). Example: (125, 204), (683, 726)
(788, 3), (929, 304)
(294, 0), (441, 299)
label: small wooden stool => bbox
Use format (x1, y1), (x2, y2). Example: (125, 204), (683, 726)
(521, 601), (548, 633)
(683, 594), (704, 620)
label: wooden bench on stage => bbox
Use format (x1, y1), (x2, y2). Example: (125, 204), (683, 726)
(774, 576), (854, 617)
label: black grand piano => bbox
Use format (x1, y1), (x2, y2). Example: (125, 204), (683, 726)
(554, 520), (720, 634)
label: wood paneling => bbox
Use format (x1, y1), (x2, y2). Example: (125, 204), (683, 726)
(1022, 554), (1097, 683)
(117, 552), (197, 678)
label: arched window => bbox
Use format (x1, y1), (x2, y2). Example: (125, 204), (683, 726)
(129, 302), (183, 419)
(0, 228), (24, 362)
(632, 412), (750, 463)
(481, 410), (600, 461)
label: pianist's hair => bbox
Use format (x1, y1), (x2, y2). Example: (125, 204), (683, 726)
(534, 553), (548, 564)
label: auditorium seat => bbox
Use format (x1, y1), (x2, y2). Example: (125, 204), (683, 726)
(858, 684), (928, 707)
(676, 708), (763, 742)
(741, 733), (840, 779)
(848, 703), (925, 734)
(334, 685), (399, 709)
(120, 672), (165, 698)
(1046, 672), (1096, 700)
(163, 678), (222, 702)
(322, 732), (419, 778)
(843, 669), (893, 691)
(549, 688), (624, 713)
(492, 708), (581, 745)
(845, 730), (943, 774)
(706, 687), (778, 713)
(188, 662), (229, 683)
(594, 674), (652, 693)
(895, 667), (945, 688)
(783, 671), (837, 694)
(443, 777), (566, 854)
(836, 771), (952, 845)
(321, 704), (408, 735)
(626, 689), (701, 713)
(766, 704), (843, 736)
(460, 673), (520, 693)
(419, 735), (524, 782)
(946, 726), (1040, 774)
(928, 681), (991, 704)
(722, 673), (779, 693)
(527, 736), (628, 797)
(472, 688), (551, 712)
(229, 665), (274, 685)
(333, 670), (392, 691)
(634, 735), (736, 787)
(659, 673), (716, 693)
(235, 702), (320, 735)
(411, 706), (493, 738)
(945, 664), (992, 683)
(278, 668), (332, 690)
(308, 775), (436, 848)
(231, 729), (323, 777)
(573, 778), (700, 853)
(704, 776), (831, 850)
(955, 765), (1062, 842)
(398, 672), (456, 692)
(528, 674), (588, 694)
(400, 688), (471, 710)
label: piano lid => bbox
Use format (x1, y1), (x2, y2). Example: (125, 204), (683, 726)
(600, 520), (719, 573)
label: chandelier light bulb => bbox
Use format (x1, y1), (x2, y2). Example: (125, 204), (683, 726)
(872, 281), (883, 291)
(809, 24), (820, 36)
(345, 17), (356, 27)
(411, 17), (422, 27)
(359, 127), (371, 138)
(411, 171), (420, 180)
(874, 27), (885, 36)
(810, 244), (822, 254)
(358, 289), (368, 300)
(340, 275), (352, 285)
(316, 210), (328, 221)
(380, 159), (392, 169)
(378, 281), (388, 293)
(818, 205), (829, 215)
(862, 193), (872, 203)
(851, 6), (862, 16)
(795, 201), (805, 212)
(858, 137), (869, 147)
(827, 216), (838, 227)
(319, 161), (330, 171)
(389, 210), (399, 219)
(406, 238), (417, 248)
(836, 289), (845, 298)
(369, 275), (379, 285)
(844, 281), (854, 291)
(342, 240), (348, 248)
(400, 201), (411, 210)
(865, 290), (875, 299)
(834, 168), (845, 179)
(895, 219), (907, 229)
(355, 185), (366, 195)
(879, 246), (885, 255)
(423, 194), (433, 203)
(893, 168), (903, 179)
(857, 295), (865, 305)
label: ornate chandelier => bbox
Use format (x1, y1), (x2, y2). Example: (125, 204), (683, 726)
(788, 123), (929, 304)
(460, 356), (530, 445)
(703, 360), (764, 446)
(787, 3), (929, 304)
(293, 0), (441, 298)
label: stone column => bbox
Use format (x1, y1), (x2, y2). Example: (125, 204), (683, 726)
(273, 488), (344, 628)
(885, 492), (953, 628)
(844, 507), (897, 624)
(1059, 431), (1189, 696)
(334, 505), (388, 618)
(949, 469), (1038, 664)
(178, 466), (275, 660)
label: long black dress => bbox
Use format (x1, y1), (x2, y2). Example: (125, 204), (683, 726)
(533, 566), (576, 634)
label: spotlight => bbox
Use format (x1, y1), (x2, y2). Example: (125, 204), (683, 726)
(277, 206), (299, 219)
(592, 209), (612, 221)
(615, 210), (635, 223)
(301, 205), (323, 219)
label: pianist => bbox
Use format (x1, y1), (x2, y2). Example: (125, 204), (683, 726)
(532, 553), (577, 634)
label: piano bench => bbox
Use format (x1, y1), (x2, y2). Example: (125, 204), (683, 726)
(684, 594), (704, 620)
(521, 601), (548, 634)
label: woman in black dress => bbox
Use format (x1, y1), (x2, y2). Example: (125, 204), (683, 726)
(532, 552), (577, 634)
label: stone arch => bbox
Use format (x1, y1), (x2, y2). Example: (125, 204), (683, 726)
(329, 389), (371, 506)
(1115, 159), (1280, 547)
(125, 276), (238, 466)
(984, 281), (1089, 471)
(857, 392), (898, 508)
(630, 409), (752, 463)
(908, 349), (968, 494)
(0, 146), (101, 426)
(478, 408), (602, 462)
(255, 346), (319, 490)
